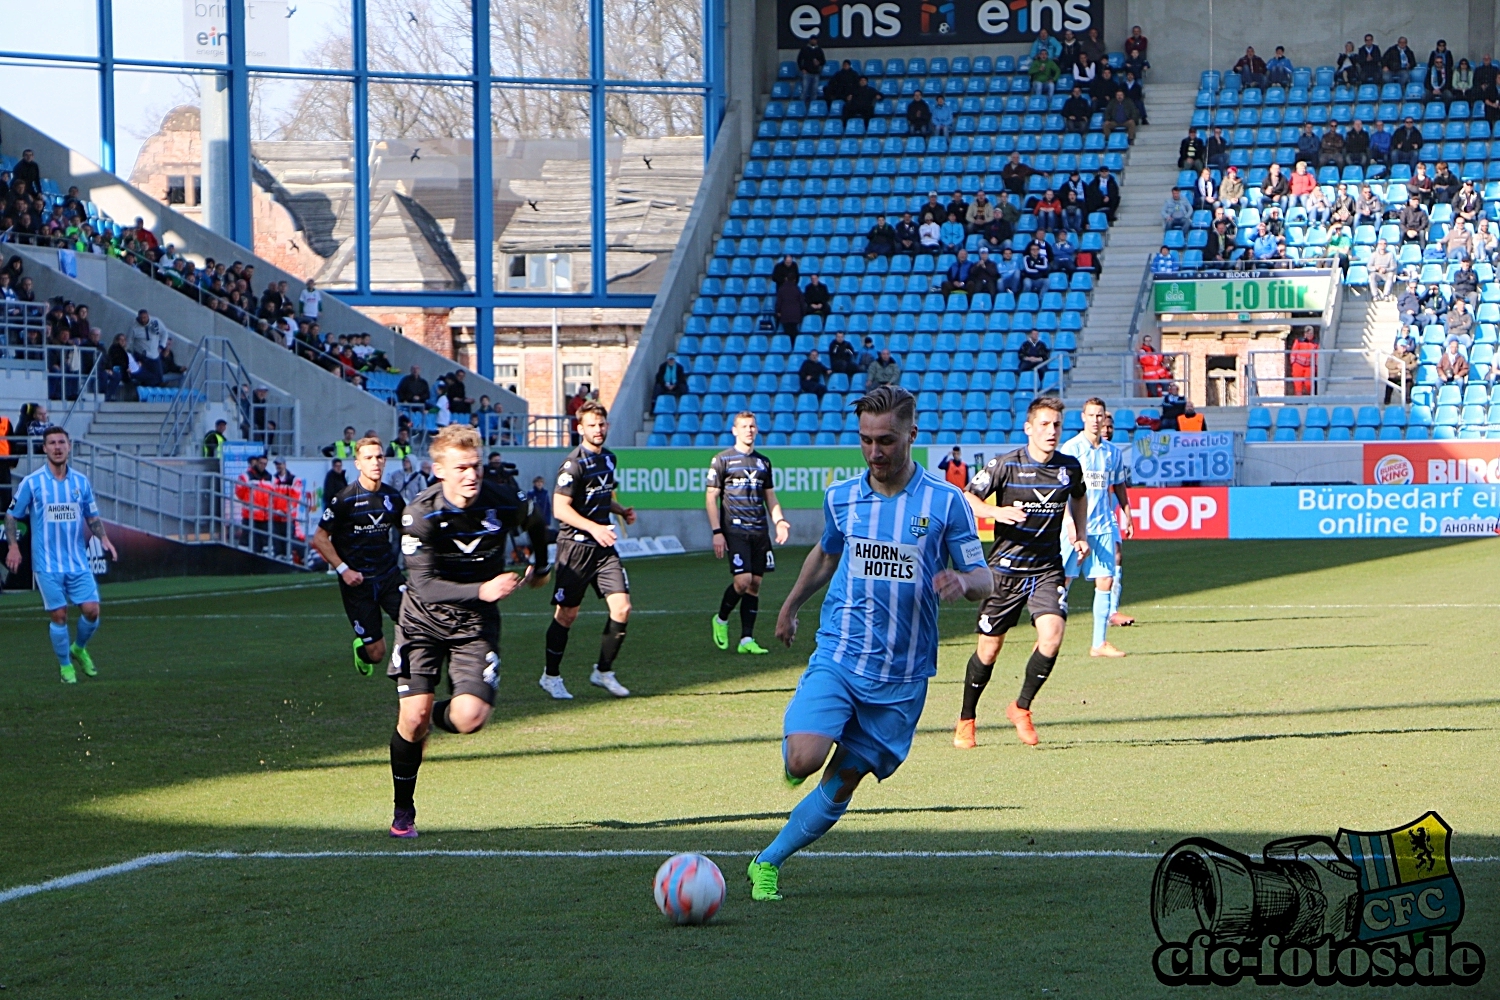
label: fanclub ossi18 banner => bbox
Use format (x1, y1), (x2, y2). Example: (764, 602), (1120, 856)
(777, 0), (1104, 49)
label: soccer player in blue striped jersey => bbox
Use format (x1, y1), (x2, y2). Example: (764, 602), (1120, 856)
(1101, 412), (1135, 627)
(1059, 398), (1134, 658)
(5, 427), (118, 683)
(746, 386), (992, 902)
(953, 397), (1087, 749)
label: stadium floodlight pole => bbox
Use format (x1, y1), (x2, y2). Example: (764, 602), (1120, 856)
(471, 0), (494, 380)
(226, 0), (253, 247)
(589, 0), (606, 299)
(96, 0), (115, 174)
(352, 0), (371, 295)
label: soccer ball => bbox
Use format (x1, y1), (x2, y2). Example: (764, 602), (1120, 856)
(653, 853), (725, 924)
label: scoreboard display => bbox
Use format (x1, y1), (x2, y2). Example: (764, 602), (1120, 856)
(1154, 275), (1330, 314)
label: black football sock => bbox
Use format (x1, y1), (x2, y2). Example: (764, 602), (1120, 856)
(390, 729), (424, 810)
(545, 620), (570, 676)
(960, 652), (995, 720)
(597, 618), (628, 672)
(717, 583), (741, 622)
(354, 640), (377, 664)
(739, 593), (759, 639)
(431, 699), (458, 734)
(1016, 648), (1059, 711)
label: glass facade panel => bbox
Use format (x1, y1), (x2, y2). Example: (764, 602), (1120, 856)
(492, 85), (590, 294)
(250, 73), (356, 288)
(604, 0), (703, 82)
(489, 0), (590, 80)
(368, 81), (474, 291)
(4, 0), (98, 57)
(255, 0), (356, 70)
(603, 89), (702, 293)
(0, 62), (100, 164)
(115, 68), (230, 228)
(366, 0), (471, 75)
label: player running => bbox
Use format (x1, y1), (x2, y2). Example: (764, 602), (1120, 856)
(952, 397), (1087, 749)
(386, 425), (532, 838)
(5, 426), (117, 683)
(706, 412), (790, 655)
(1101, 412), (1134, 627)
(311, 435), (406, 675)
(1059, 399), (1133, 658)
(746, 386), (992, 902)
(540, 400), (634, 700)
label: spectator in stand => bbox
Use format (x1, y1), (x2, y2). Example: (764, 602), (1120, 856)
(1447, 297), (1476, 346)
(1162, 188), (1192, 236)
(970, 247), (1001, 292)
(823, 59), (859, 103)
(1437, 338), (1470, 384)
(1260, 162), (1290, 212)
(1086, 166), (1121, 222)
(1294, 122), (1322, 165)
(866, 348), (900, 389)
(1233, 47), (1267, 88)
(1344, 120), (1370, 167)
(1151, 245), (1179, 274)
(931, 94), (955, 137)
(1059, 187), (1084, 233)
(1020, 242), (1051, 293)
(895, 212), (920, 254)
(126, 309), (169, 387)
(1252, 223), (1279, 260)
(1001, 151), (1036, 197)
(131, 217), (159, 251)
(1432, 161), (1461, 204)
(1081, 26), (1107, 66)
(1123, 25), (1149, 77)
(1386, 330), (1418, 401)
(298, 280), (322, 319)
(1060, 29), (1083, 70)
(1062, 86), (1092, 134)
(918, 214), (941, 253)
(918, 189), (945, 224)
(1396, 279), (1423, 326)
(1409, 162), (1436, 206)
(1289, 161), (1318, 209)
(1368, 239), (1399, 299)
(323, 458), (348, 501)
(1123, 70), (1150, 124)
(1446, 218), (1475, 263)
(1205, 217), (1233, 263)
(653, 353), (686, 408)
(1265, 47), (1294, 87)
(1090, 65), (1117, 111)
(1178, 127), (1207, 171)
(1306, 183), (1333, 226)
(864, 215), (896, 259)
(995, 246), (1022, 294)
(1391, 116), (1423, 165)
(940, 212), (965, 253)
(1327, 222), (1353, 275)
(1427, 40), (1454, 100)
(1029, 50), (1061, 97)
(1051, 232), (1078, 276)
(1455, 59), (1475, 99)
(771, 253), (799, 288)
(396, 365), (430, 405)
(1452, 256), (1480, 308)
(1018, 328), (1051, 373)
(1474, 218), (1499, 262)
(906, 89), (933, 137)
(828, 330), (858, 375)
(1034, 189), (1063, 232)
(1399, 194), (1431, 245)
(942, 249), (975, 295)
(1368, 120), (1392, 165)
(842, 76), (878, 123)
(1418, 283), (1448, 327)
(1384, 36), (1419, 85)
(12, 150), (39, 191)
(104, 333), (130, 399)
(1479, 77), (1500, 123)
(966, 189), (995, 233)
(1354, 34), (1383, 83)
(1218, 166), (1245, 208)
(802, 274), (830, 318)
(1475, 54), (1499, 92)
(1073, 51), (1097, 91)
(855, 335), (878, 371)
(1102, 88), (1138, 143)
(797, 349), (828, 397)
(324, 425), (359, 459)
(775, 275), (804, 337)
(796, 32), (826, 104)
(1206, 126), (1229, 168)
(1030, 27), (1061, 61)
(1191, 167), (1217, 211)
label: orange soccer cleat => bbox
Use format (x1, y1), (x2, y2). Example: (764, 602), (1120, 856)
(1005, 701), (1039, 746)
(953, 717), (977, 750)
(1108, 612), (1135, 627)
(1090, 642), (1128, 658)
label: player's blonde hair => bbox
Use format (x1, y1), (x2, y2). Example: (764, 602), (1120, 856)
(430, 424), (482, 460)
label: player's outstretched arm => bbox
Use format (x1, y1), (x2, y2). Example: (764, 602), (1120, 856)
(775, 545), (840, 647)
(932, 565), (993, 602)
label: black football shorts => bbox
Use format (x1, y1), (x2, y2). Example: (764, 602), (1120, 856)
(974, 566), (1069, 636)
(550, 538), (630, 607)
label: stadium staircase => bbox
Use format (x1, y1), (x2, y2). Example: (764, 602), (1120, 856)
(1070, 84), (1200, 406)
(1329, 290), (1398, 382)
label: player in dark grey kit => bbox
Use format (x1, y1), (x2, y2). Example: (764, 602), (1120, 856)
(386, 425), (532, 838)
(310, 435), (405, 675)
(706, 412), (790, 655)
(540, 400), (635, 700)
(952, 396), (1088, 749)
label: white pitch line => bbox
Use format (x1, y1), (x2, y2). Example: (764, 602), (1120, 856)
(1150, 603), (1500, 609)
(0, 580), (331, 614)
(5, 848), (1499, 907)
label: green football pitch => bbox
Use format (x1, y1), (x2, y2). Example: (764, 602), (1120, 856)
(3, 538), (1497, 999)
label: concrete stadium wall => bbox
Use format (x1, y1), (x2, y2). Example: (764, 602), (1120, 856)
(0, 107), (525, 416)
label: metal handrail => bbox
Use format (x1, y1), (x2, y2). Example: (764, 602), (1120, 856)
(1125, 256), (1155, 350)
(1243, 347), (1396, 403)
(157, 337), (300, 457)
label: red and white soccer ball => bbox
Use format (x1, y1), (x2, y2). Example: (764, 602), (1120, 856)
(653, 853), (725, 925)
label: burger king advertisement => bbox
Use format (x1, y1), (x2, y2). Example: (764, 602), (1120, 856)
(1363, 443), (1500, 485)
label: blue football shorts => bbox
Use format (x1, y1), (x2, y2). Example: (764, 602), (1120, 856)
(35, 570), (100, 611)
(782, 659), (928, 780)
(1062, 530), (1118, 581)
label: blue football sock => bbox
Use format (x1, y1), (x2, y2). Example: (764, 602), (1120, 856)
(49, 622), (72, 667)
(757, 748), (870, 867)
(1110, 568), (1122, 615)
(1092, 588), (1110, 648)
(76, 615), (99, 648)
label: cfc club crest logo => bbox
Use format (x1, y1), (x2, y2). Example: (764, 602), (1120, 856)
(1151, 812), (1485, 987)
(909, 515), (930, 537)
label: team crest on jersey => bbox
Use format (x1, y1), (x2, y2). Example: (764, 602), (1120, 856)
(482, 509), (501, 532)
(909, 515), (930, 537)
(1056, 468), (1070, 487)
(383, 495), (393, 511)
(557, 472), (573, 488)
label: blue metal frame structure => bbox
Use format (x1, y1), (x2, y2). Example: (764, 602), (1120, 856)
(1, 0), (725, 378)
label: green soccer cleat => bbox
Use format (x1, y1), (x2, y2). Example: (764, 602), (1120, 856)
(352, 638), (374, 677)
(711, 615), (729, 651)
(737, 637), (770, 655)
(70, 643), (97, 677)
(59, 663), (77, 684)
(783, 769), (805, 790)
(747, 860), (783, 901)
